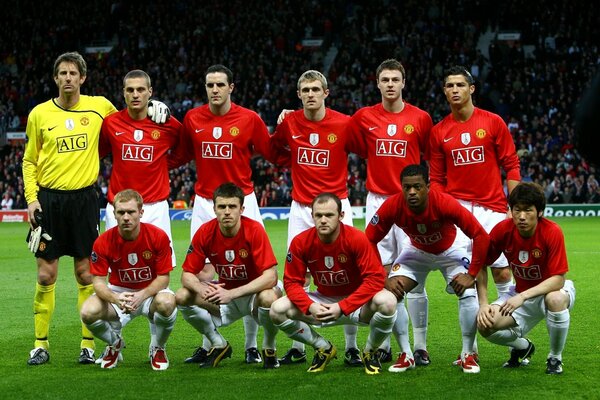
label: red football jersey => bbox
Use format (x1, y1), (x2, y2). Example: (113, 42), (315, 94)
(429, 107), (520, 213)
(365, 189), (489, 277)
(91, 223), (173, 290)
(346, 102), (432, 195)
(169, 103), (272, 198)
(182, 216), (277, 289)
(271, 108), (350, 204)
(284, 224), (385, 315)
(487, 218), (569, 293)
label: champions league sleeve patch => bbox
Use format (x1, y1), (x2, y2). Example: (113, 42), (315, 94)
(286, 251), (292, 263)
(187, 244), (194, 254)
(91, 251), (98, 263)
(370, 214), (380, 225)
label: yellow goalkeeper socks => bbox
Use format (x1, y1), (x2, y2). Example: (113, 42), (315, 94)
(33, 282), (55, 350)
(77, 282), (96, 349)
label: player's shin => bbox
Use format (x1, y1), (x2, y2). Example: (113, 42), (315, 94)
(458, 288), (478, 354)
(276, 319), (328, 349)
(258, 307), (277, 349)
(179, 305), (226, 348)
(77, 282), (95, 349)
(547, 309), (570, 359)
(243, 315), (259, 350)
(33, 282), (55, 349)
(366, 312), (396, 351)
(153, 308), (177, 348)
(406, 289), (428, 351)
(393, 300), (412, 355)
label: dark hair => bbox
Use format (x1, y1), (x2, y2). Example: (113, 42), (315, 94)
(213, 182), (244, 205)
(401, 164), (429, 184)
(53, 51), (87, 77)
(509, 182), (546, 214)
(123, 69), (151, 88)
(376, 59), (405, 81)
(443, 65), (474, 86)
(206, 64), (234, 85)
(311, 192), (342, 214)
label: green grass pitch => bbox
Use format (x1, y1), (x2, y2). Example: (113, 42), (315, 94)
(1, 217), (598, 399)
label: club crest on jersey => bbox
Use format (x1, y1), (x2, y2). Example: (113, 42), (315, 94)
(80, 117), (89, 126)
(404, 124), (415, 134)
(327, 133), (337, 143)
(134, 129), (143, 142)
(461, 132), (471, 145)
(518, 251), (529, 263)
(309, 133), (319, 146)
(391, 263), (401, 272)
(230, 127), (240, 136)
(151, 130), (160, 140)
(128, 253), (138, 266)
(417, 224), (427, 234)
(338, 254), (347, 263)
(476, 129), (486, 139)
(66, 118), (75, 131)
(142, 250), (152, 260)
(324, 256), (334, 269)
(532, 248), (542, 258)
(213, 127), (222, 139)
(225, 250), (235, 262)
(387, 124), (397, 136)
(239, 248), (248, 258)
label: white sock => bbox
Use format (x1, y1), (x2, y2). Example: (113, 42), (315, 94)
(547, 309), (570, 360)
(406, 289), (428, 351)
(486, 330), (528, 349)
(243, 314), (259, 350)
(87, 319), (117, 345)
(153, 309), (177, 348)
(276, 319), (328, 349)
(458, 289), (478, 354)
(258, 307), (278, 350)
(344, 324), (358, 351)
(148, 320), (158, 348)
(393, 300), (413, 356)
(365, 312), (396, 352)
(178, 305), (226, 348)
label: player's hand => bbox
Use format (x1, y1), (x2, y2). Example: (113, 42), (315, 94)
(26, 209), (52, 253)
(450, 273), (475, 296)
(385, 276), (405, 301)
(27, 201), (42, 229)
(499, 294), (525, 316)
(476, 304), (495, 329)
(204, 282), (232, 304)
(277, 109), (293, 125)
(311, 303), (341, 322)
(117, 292), (135, 312)
(148, 100), (171, 124)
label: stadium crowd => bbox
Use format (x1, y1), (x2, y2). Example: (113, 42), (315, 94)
(1, 0), (598, 209)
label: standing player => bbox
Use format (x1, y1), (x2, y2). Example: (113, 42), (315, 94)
(168, 64), (273, 364)
(176, 183), (281, 369)
(476, 182), (575, 375)
(80, 189), (176, 370)
(366, 164), (489, 374)
(270, 193), (397, 375)
(270, 70), (361, 366)
(346, 59), (433, 365)
(429, 65), (521, 363)
(21, 51), (117, 366)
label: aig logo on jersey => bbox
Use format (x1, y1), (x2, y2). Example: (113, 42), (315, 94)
(297, 146), (329, 167)
(119, 266), (153, 283)
(122, 144), (154, 162)
(375, 139), (407, 158)
(56, 134), (88, 153)
(202, 142), (233, 159)
(451, 146), (484, 166)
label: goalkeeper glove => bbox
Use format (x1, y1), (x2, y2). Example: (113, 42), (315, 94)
(147, 100), (171, 124)
(26, 210), (52, 254)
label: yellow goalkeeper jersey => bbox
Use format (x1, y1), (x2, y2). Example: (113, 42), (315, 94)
(22, 95), (117, 203)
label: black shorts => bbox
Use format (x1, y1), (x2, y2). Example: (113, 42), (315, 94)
(36, 186), (99, 260)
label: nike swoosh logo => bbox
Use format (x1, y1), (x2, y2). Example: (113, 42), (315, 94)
(48, 126), (58, 131)
(115, 132), (125, 136)
(443, 137), (453, 142)
(308, 259), (317, 263)
(195, 129), (205, 133)
(292, 135), (302, 139)
(112, 258), (121, 262)
(368, 126), (377, 131)
(210, 253), (218, 256)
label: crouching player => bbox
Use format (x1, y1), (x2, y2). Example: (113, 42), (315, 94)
(176, 183), (282, 369)
(477, 182), (575, 374)
(80, 189), (177, 370)
(270, 193), (397, 375)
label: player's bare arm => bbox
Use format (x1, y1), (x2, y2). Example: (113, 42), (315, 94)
(450, 273), (476, 296)
(499, 274), (565, 316)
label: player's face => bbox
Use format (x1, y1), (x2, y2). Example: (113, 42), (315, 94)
(377, 69), (405, 102)
(114, 199), (143, 236)
(443, 74), (474, 107)
(205, 72), (233, 107)
(54, 62), (86, 96)
(312, 199), (343, 242)
(401, 175), (429, 212)
(298, 80), (329, 111)
(214, 196), (244, 232)
(511, 203), (541, 237)
(123, 77), (152, 113)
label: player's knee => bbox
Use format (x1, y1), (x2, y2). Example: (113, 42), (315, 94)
(269, 297), (290, 323)
(175, 287), (193, 306)
(256, 288), (279, 308)
(80, 297), (102, 323)
(154, 292), (177, 315)
(545, 290), (569, 312)
(374, 290), (398, 315)
(491, 266), (512, 283)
